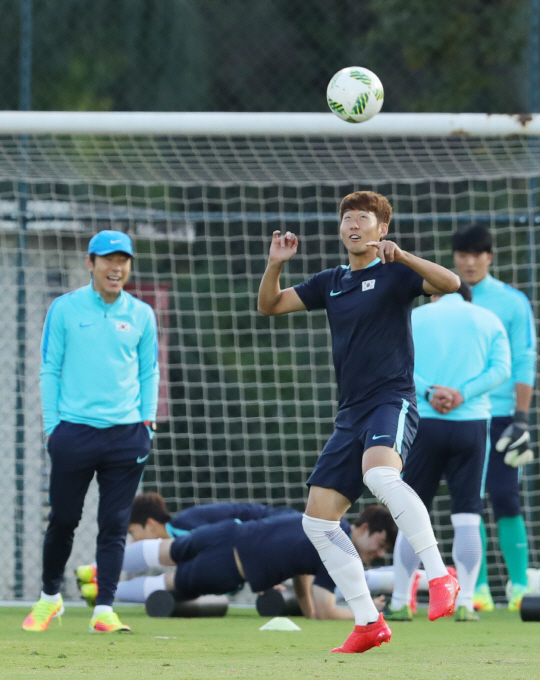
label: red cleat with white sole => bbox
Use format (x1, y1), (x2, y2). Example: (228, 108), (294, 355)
(331, 613), (392, 654)
(428, 573), (460, 621)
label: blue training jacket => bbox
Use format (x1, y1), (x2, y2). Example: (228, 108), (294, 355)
(40, 282), (160, 434)
(470, 274), (537, 417)
(413, 293), (511, 420)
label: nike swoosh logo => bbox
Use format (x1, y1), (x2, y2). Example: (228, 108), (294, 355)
(330, 290), (343, 296)
(393, 510), (405, 520)
(110, 239), (122, 244)
(136, 454), (150, 464)
(372, 434), (391, 440)
(79, 323), (94, 328)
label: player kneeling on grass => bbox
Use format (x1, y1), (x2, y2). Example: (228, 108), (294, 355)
(257, 191), (461, 653)
(76, 505), (396, 621)
(22, 230), (159, 634)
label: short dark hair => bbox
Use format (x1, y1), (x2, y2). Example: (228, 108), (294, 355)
(451, 224), (492, 254)
(457, 281), (473, 302)
(339, 191), (392, 225)
(350, 504), (397, 549)
(130, 492), (171, 526)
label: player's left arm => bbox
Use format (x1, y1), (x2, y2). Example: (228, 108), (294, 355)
(138, 308), (160, 425)
(366, 240), (460, 294)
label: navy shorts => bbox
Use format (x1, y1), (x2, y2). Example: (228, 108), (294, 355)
(170, 520), (245, 599)
(307, 397), (419, 504)
(402, 418), (490, 515)
(485, 416), (522, 519)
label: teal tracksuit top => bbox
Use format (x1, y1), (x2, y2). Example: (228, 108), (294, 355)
(413, 293), (511, 420)
(40, 282), (160, 435)
(470, 274), (536, 417)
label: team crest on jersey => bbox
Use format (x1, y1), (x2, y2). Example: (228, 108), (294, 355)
(116, 321), (131, 332)
(362, 279), (376, 291)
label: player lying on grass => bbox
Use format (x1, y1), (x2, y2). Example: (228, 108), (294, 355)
(258, 190), (461, 653)
(126, 492), (297, 541)
(77, 505), (396, 620)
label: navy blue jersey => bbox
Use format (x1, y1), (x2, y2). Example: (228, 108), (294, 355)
(294, 260), (426, 410)
(168, 502), (297, 534)
(235, 514), (350, 593)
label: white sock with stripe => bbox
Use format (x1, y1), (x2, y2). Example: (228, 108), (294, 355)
(363, 466), (447, 581)
(302, 514), (379, 625)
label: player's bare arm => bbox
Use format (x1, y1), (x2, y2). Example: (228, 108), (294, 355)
(311, 584), (354, 620)
(257, 230), (307, 315)
(365, 240), (460, 294)
(292, 574), (316, 618)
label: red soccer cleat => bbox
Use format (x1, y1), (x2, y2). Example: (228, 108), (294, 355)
(409, 570), (421, 615)
(428, 573), (460, 621)
(331, 613), (392, 654)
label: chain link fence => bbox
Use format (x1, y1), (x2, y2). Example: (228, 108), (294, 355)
(0, 0), (534, 114)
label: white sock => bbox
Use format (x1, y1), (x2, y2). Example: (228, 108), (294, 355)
(93, 604), (113, 616)
(363, 467), (447, 580)
(364, 565), (395, 593)
(115, 574), (167, 602)
(41, 591), (61, 603)
(302, 514), (379, 625)
(122, 538), (162, 572)
(451, 513), (481, 610)
(391, 530), (421, 609)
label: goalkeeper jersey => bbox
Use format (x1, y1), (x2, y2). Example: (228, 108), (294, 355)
(471, 274), (536, 417)
(40, 282), (159, 434)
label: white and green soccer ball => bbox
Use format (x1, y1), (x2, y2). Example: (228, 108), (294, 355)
(326, 66), (384, 123)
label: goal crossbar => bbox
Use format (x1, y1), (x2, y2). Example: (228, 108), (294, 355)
(0, 111), (539, 137)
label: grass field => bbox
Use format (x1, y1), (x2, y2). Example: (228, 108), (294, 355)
(1, 606), (539, 680)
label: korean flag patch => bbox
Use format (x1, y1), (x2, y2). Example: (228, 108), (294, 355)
(116, 321), (131, 332)
(362, 279), (376, 292)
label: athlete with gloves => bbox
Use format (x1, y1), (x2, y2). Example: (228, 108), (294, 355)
(452, 224), (537, 611)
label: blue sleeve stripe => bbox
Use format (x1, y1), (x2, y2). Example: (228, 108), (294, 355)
(41, 297), (62, 363)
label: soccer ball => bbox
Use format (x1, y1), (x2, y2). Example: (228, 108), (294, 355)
(326, 66), (384, 123)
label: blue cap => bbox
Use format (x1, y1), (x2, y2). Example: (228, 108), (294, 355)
(88, 230), (134, 257)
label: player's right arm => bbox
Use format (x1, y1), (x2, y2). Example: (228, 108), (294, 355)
(257, 230), (306, 315)
(39, 298), (66, 436)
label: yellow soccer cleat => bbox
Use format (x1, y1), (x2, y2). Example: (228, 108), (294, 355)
(89, 611), (131, 633)
(22, 596), (64, 632)
(75, 564), (97, 585)
(80, 582), (98, 608)
(455, 605), (480, 622)
(508, 584), (530, 612)
(473, 584), (494, 612)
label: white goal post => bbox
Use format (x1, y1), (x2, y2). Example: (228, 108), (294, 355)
(0, 112), (537, 603)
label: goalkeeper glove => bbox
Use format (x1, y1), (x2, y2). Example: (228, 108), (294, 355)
(495, 410), (534, 467)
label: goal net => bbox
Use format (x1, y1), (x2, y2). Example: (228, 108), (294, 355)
(0, 112), (538, 603)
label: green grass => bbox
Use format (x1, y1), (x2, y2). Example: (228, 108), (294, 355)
(2, 606), (540, 680)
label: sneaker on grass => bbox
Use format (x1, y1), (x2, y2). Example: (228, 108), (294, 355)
(455, 605), (480, 622)
(382, 603), (412, 621)
(331, 613), (392, 654)
(508, 584), (530, 612)
(89, 611), (131, 633)
(473, 584), (495, 612)
(22, 596), (64, 632)
(428, 573), (460, 621)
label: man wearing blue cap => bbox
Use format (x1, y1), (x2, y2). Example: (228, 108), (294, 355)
(22, 230), (160, 634)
